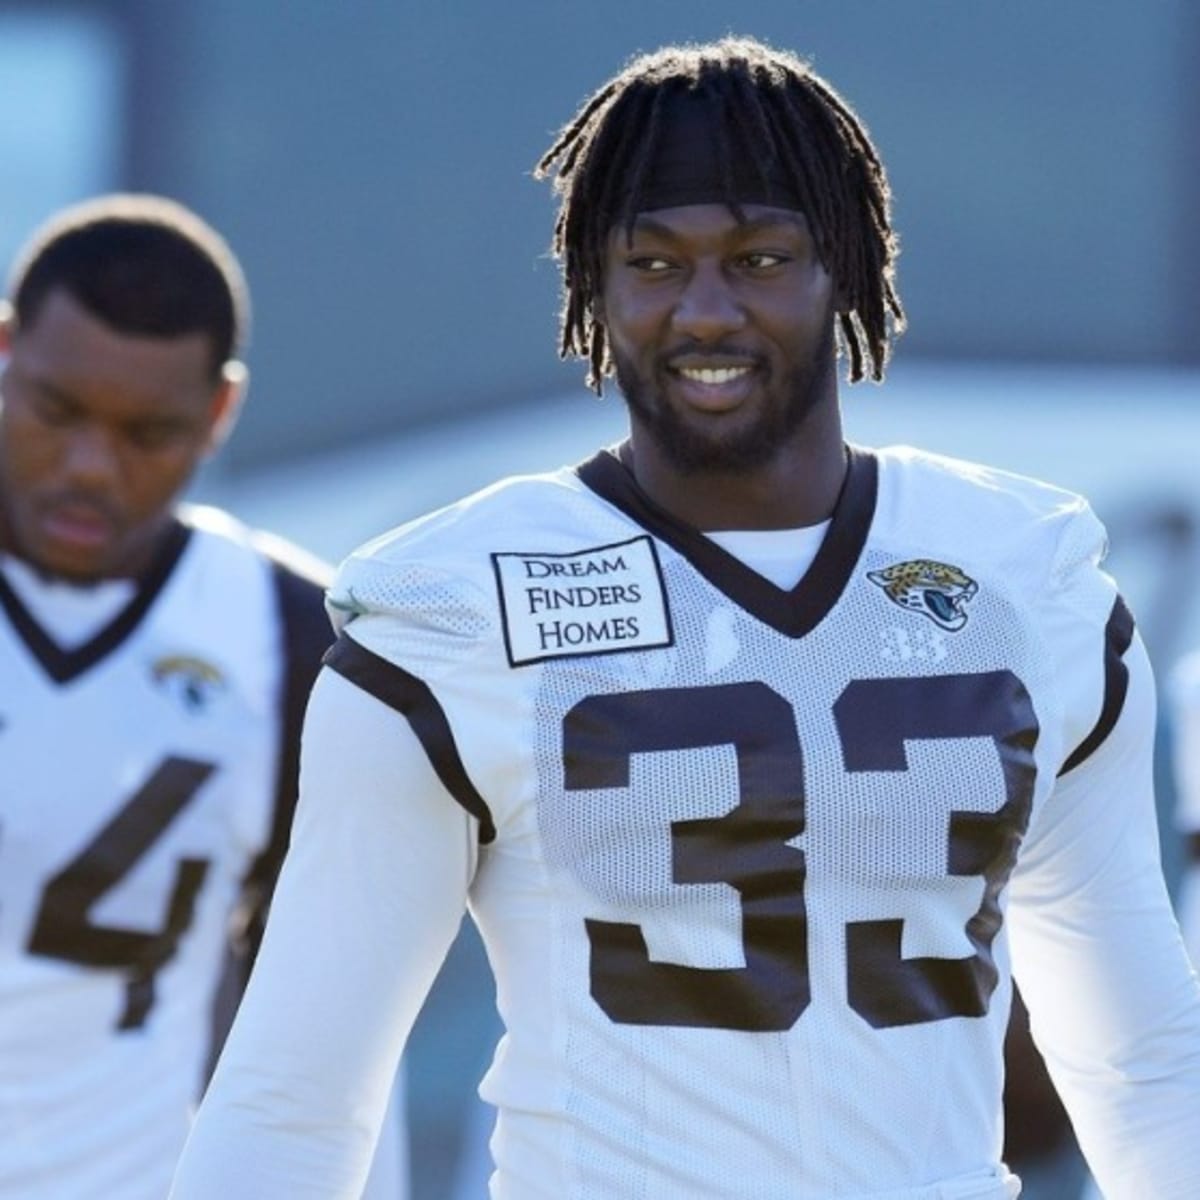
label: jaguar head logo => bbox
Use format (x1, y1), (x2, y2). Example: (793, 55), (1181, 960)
(867, 559), (978, 632)
(151, 655), (226, 712)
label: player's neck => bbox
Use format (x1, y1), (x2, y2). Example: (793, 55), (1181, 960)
(622, 414), (848, 532)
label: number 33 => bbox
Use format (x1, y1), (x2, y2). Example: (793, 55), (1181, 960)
(563, 673), (1037, 1031)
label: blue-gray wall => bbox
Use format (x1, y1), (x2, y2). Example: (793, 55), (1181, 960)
(7, 1), (1198, 466)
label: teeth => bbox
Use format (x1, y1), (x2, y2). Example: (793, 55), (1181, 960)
(679, 366), (751, 385)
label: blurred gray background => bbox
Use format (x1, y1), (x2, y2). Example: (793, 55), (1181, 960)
(2, 0), (1197, 469)
(2, 3), (1198, 1197)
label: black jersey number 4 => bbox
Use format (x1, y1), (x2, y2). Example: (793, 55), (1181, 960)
(27, 756), (215, 1030)
(563, 672), (1037, 1031)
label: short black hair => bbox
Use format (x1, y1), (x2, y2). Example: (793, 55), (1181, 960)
(7, 193), (250, 379)
(535, 36), (904, 392)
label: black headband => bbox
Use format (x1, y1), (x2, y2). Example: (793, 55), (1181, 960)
(613, 87), (805, 216)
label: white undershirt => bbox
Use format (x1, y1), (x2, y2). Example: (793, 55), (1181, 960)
(0, 555), (135, 649)
(704, 521), (831, 590)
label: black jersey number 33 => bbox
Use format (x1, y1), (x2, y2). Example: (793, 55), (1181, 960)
(563, 671), (1037, 1032)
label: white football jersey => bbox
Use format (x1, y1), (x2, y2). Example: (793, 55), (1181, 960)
(0, 505), (331, 1200)
(172, 445), (1200, 1200)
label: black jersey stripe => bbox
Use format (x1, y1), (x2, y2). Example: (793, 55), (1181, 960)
(0, 519), (191, 684)
(263, 556), (333, 870)
(1187, 833), (1200, 864)
(237, 555), (335, 951)
(209, 545), (333, 1071)
(1058, 595), (1136, 776)
(323, 633), (496, 843)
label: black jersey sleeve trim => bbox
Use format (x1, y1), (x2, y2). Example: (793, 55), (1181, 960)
(323, 633), (497, 843)
(237, 555), (334, 960)
(1058, 595), (1136, 776)
(246, 560), (334, 885)
(1187, 832), (1200, 864)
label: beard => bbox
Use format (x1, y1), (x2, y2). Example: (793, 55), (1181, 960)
(613, 319), (837, 475)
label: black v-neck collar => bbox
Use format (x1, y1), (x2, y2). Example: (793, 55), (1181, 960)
(576, 443), (878, 639)
(0, 519), (193, 685)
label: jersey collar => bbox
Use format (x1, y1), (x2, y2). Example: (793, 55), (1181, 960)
(0, 519), (192, 684)
(575, 443), (878, 638)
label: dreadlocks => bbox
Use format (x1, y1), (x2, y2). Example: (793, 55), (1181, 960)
(535, 36), (904, 393)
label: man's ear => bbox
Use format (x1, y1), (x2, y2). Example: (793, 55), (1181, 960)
(0, 301), (14, 356)
(205, 360), (248, 454)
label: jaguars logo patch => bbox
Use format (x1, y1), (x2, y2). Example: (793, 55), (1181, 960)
(867, 559), (978, 632)
(151, 655), (226, 712)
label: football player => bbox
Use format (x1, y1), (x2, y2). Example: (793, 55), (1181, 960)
(171, 37), (1200, 1200)
(0, 196), (406, 1199)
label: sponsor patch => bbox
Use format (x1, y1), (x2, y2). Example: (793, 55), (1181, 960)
(492, 535), (673, 666)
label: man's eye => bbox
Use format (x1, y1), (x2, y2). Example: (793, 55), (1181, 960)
(32, 395), (76, 425)
(127, 426), (180, 450)
(628, 255), (674, 273)
(741, 252), (789, 269)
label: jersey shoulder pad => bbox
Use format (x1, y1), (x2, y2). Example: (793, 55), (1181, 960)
(249, 529), (333, 593)
(874, 444), (1106, 586)
(178, 502), (332, 590)
(324, 477), (535, 639)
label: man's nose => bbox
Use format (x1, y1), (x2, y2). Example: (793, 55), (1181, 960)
(671, 262), (747, 341)
(61, 424), (120, 486)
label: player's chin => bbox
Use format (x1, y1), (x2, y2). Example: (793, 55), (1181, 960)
(33, 532), (125, 584)
(664, 419), (784, 475)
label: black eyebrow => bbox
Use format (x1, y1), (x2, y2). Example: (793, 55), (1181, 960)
(22, 372), (80, 408)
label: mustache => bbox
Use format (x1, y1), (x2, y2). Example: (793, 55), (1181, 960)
(37, 489), (122, 527)
(662, 342), (764, 365)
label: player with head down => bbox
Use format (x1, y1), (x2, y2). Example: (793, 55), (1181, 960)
(171, 36), (1200, 1200)
(0, 195), (407, 1199)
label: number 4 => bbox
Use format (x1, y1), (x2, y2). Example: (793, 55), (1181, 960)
(27, 756), (215, 1030)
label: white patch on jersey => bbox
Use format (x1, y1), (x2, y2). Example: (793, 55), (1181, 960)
(879, 624), (949, 664)
(704, 607), (740, 675)
(492, 535), (672, 666)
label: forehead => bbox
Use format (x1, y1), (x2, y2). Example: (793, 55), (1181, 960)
(11, 288), (215, 402)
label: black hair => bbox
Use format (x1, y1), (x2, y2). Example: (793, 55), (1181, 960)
(535, 36), (904, 392)
(7, 193), (250, 379)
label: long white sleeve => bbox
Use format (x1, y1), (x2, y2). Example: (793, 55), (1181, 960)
(1007, 635), (1200, 1199)
(170, 667), (475, 1199)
